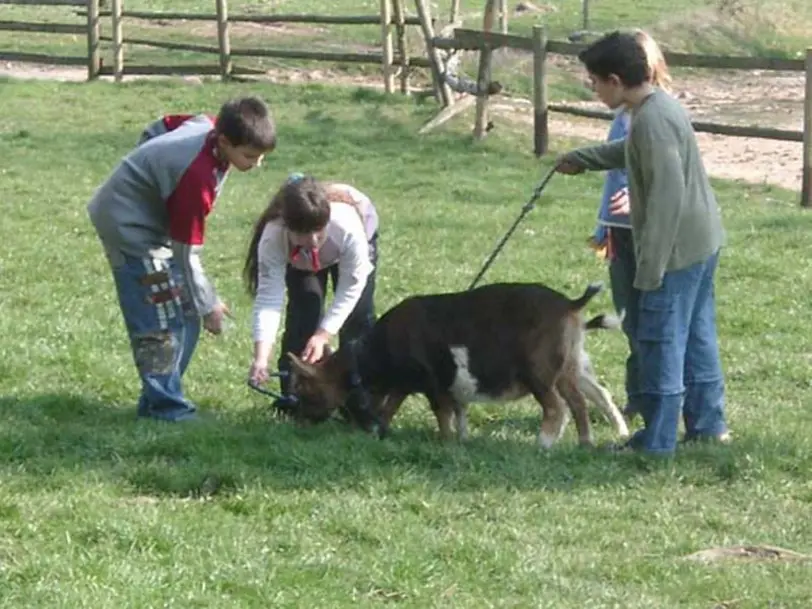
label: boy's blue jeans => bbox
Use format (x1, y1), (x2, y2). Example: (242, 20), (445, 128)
(111, 253), (200, 421)
(625, 249), (728, 454)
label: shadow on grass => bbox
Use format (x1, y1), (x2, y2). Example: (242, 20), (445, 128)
(1, 392), (798, 501)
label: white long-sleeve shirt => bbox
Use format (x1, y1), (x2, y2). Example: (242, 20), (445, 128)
(252, 202), (374, 344)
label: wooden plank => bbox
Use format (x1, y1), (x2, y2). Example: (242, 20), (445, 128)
(802, 49), (812, 207)
(441, 29), (806, 72)
(379, 0), (394, 93)
(215, 0), (232, 80)
(473, 0), (497, 139)
(391, 0), (409, 94)
(231, 46), (431, 67)
(498, 0), (507, 33)
(0, 51), (86, 65)
(414, 0), (452, 107)
(99, 35), (431, 67)
(76, 10), (425, 25)
(449, 0), (460, 23)
(532, 25), (548, 156)
(0, 20), (85, 34)
(419, 95), (476, 134)
(86, 0), (100, 80)
(111, 0), (122, 82)
(547, 103), (804, 142)
(98, 64), (267, 76)
(549, 40), (806, 71)
(99, 35), (220, 54)
(0, 0), (84, 5)
(451, 28), (532, 51)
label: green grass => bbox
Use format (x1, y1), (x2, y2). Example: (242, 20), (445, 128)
(2, 78), (812, 608)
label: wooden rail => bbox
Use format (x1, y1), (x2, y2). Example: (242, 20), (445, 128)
(432, 26), (811, 206)
(76, 9), (426, 26)
(0, 19), (85, 34)
(434, 28), (807, 72)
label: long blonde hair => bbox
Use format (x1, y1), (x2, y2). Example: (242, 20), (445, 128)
(632, 29), (672, 91)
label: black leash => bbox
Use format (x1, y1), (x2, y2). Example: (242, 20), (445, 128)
(246, 371), (298, 409)
(468, 164), (558, 291)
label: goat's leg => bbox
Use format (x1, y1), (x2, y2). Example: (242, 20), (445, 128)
(454, 403), (469, 441)
(376, 391), (408, 437)
(578, 350), (629, 438)
(428, 393), (457, 441)
(578, 369), (630, 439)
(527, 381), (569, 449)
(557, 370), (594, 447)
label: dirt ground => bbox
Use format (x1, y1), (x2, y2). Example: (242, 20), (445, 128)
(1, 59), (804, 192)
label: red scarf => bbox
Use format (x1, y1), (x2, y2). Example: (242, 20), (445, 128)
(291, 245), (320, 271)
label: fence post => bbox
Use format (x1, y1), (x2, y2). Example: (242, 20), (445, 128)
(215, 0), (232, 81)
(111, 0), (123, 82)
(582, 0), (589, 30)
(473, 0), (497, 139)
(392, 0), (410, 94)
(498, 0), (507, 33)
(85, 0), (100, 80)
(450, 0), (461, 23)
(380, 0), (394, 93)
(802, 48), (812, 208)
(414, 0), (452, 107)
(532, 25), (548, 156)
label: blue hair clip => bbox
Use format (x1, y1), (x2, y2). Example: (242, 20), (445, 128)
(287, 172), (305, 184)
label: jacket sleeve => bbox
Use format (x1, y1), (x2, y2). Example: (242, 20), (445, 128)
(137, 114), (198, 146)
(319, 219), (373, 336)
(630, 118), (686, 291)
(563, 139), (626, 171)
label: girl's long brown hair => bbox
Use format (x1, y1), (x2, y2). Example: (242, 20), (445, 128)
(242, 177), (360, 297)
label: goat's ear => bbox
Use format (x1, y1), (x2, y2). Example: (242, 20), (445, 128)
(287, 352), (317, 378)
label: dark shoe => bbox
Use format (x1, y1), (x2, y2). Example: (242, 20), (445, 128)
(138, 407), (198, 422)
(682, 430), (733, 445)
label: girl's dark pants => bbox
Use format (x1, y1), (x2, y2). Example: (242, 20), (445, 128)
(607, 227), (641, 418)
(276, 234), (378, 399)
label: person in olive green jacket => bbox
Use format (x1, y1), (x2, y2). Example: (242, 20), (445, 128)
(556, 30), (731, 455)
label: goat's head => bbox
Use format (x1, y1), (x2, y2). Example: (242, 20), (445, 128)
(286, 344), (380, 433)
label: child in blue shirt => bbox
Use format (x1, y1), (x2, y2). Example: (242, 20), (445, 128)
(587, 30), (672, 424)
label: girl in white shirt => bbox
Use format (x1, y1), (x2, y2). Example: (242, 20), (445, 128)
(243, 173), (379, 405)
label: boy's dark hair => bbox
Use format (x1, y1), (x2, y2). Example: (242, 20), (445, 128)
(243, 175), (331, 296)
(216, 96), (277, 150)
(578, 30), (650, 88)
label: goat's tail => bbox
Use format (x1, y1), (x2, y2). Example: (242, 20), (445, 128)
(584, 308), (625, 331)
(569, 281), (604, 311)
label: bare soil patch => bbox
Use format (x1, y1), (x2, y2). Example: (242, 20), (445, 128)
(0, 60), (804, 192)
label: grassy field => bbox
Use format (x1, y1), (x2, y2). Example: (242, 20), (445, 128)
(1, 74), (812, 608)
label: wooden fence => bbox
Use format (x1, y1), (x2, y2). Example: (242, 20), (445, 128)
(431, 27), (812, 208)
(2, 0), (810, 205)
(1, 0), (435, 89)
(0, 0), (99, 78)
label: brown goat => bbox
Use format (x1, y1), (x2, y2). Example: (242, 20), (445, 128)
(286, 281), (628, 448)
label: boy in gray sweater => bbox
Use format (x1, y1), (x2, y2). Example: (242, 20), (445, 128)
(556, 31), (730, 454)
(88, 96), (276, 421)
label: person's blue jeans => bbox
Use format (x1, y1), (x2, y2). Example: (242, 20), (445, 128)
(626, 249), (728, 455)
(111, 253), (200, 421)
(606, 228), (641, 417)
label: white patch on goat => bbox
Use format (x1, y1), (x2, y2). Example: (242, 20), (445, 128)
(449, 346), (481, 404)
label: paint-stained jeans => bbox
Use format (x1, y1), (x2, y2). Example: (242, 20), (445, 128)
(626, 249), (728, 454)
(111, 253), (200, 421)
